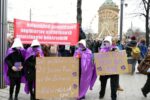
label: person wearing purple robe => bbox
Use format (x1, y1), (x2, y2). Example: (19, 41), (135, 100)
(74, 39), (97, 100)
(24, 39), (44, 100)
(99, 36), (119, 100)
(4, 38), (26, 100)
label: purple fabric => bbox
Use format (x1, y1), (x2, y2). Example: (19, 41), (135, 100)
(74, 48), (97, 98)
(24, 47), (44, 94)
(25, 47), (44, 60)
(90, 64), (97, 90)
(4, 48), (26, 85)
(99, 47), (111, 52)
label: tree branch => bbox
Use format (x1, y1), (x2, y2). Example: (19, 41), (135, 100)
(130, 13), (146, 17)
(142, 0), (147, 11)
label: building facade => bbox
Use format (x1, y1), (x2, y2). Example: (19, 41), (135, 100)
(98, 0), (119, 39)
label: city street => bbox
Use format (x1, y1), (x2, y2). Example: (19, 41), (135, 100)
(0, 73), (150, 100)
(0, 0), (150, 100)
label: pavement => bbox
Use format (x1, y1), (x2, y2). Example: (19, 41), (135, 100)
(0, 68), (150, 100)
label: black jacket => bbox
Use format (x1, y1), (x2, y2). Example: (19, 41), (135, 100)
(25, 55), (36, 81)
(58, 45), (71, 57)
(5, 49), (24, 78)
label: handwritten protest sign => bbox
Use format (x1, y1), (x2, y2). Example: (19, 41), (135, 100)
(94, 50), (129, 75)
(36, 57), (79, 99)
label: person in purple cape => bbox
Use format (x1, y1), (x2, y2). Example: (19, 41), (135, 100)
(24, 39), (44, 100)
(4, 38), (26, 100)
(74, 39), (97, 100)
(99, 36), (119, 100)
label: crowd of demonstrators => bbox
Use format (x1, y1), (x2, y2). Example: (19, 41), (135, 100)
(86, 40), (102, 53)
(4, 33), (150, 100)
(124, 36), (150, 97)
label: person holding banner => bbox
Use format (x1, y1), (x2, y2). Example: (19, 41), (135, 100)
(24, 39), (44, 100)
(74, 39), (97, 100)
(99, 36), (119, 100)
(4, 38), (26, 100)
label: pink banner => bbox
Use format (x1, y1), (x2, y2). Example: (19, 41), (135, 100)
(14, 19), (79, 45)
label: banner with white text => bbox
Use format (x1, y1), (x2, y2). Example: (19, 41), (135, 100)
(14, 19), (79, 45)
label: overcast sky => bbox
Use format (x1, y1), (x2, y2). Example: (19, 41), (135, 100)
(8, 0), (145, 33)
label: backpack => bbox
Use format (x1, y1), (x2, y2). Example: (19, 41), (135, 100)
(131, 47), (141, 59)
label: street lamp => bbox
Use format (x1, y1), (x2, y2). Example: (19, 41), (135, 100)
(119, 0), (124, 41)
(30, 8), (32, 21)
(0, 0), (7, 89)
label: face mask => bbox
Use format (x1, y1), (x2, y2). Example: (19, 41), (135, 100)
(104, 42), (111, 48)
(79, 44), (86, 50)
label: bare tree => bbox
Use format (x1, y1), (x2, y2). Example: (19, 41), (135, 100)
(140, 0), (150, 46)
(77, 0), (86, 40)
(77, 0), (82, 26)
(129, 0), (150, 46)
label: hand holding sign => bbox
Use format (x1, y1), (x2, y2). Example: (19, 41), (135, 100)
(12, 66), (18, 71)
(14, 62), (22, 71)
(75, 53), (81, 59)
(36, 52), (41, 57)
(18, 66), (23, 71)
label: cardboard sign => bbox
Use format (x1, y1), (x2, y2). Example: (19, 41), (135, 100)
(94, 50), (129, 75)
(14, 19), (79, 45)
(36, 57), (79, 99)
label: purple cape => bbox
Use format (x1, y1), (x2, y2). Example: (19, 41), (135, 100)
(99, 47), (111, 52)
(24, 47), (44, 94)
(4, 48), (26, 85)
(74, 48), (97, 98)
(25, 47), (44, 60)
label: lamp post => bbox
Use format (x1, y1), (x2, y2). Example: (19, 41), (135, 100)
(0, 0), (7, 89)
(30, 8), (32, 21)
(120, 0), (124, 41)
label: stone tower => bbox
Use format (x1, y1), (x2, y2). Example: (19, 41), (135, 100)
(98, 0), (119, 39)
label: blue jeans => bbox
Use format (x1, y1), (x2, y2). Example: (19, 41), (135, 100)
(128, 58), (137, 74)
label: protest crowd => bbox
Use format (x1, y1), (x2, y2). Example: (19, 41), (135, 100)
(2, 0), (150, 99)
(5, 29), (150, 100)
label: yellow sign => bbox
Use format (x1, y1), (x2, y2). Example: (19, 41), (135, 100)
(94, 50), (129, 75)
(36, 57), (79, 99)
